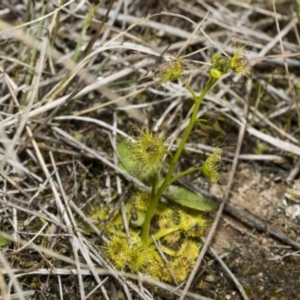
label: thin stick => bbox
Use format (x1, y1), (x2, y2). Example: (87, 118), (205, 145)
(179, 97), (248, 300)
(203, 238), (250, 300)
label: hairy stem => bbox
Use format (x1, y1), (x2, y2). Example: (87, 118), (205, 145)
(168, 166), (203, 186)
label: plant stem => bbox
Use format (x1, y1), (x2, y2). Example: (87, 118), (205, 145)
(141, 77), (218, 242)
(141, 172), (158, 241)
(168, 166), (203, 185)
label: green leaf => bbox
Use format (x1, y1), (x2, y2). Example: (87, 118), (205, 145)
(117, 140), (153, 181)
(166, 187), (217, 211)
(0, 234), (10, 247)
(117, 140), (139, 174)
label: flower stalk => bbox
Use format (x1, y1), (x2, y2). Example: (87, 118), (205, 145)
(141, 77), (218, 242)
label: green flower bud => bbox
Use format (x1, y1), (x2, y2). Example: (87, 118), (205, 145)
(209, 54), (230, 79)
(210, 67), (223, 79)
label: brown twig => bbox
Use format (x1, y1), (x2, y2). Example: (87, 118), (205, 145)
(203, 237), (249, 300)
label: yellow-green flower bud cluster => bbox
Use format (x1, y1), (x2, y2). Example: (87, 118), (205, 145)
(158, 59), (183, 82)
(210, 54), (230, 79)
(210, 47), (250, 79)
(230, 46), (250, 75)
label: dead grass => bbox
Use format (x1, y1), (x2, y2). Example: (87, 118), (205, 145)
(0, 0), (300, 299)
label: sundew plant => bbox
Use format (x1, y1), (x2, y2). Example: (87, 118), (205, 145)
(1, 1), (300, 299)
(92, 44), (250, 283)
